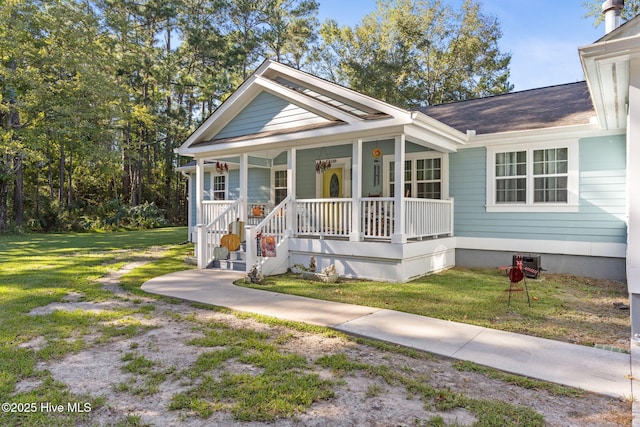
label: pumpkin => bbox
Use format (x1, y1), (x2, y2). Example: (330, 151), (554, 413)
(220, 233), (241, 251)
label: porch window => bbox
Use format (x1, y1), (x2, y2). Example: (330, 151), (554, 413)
(387, 154), (443, 199)
(274, 169), (287, 204)
(211, 175), (226, 200)
(416, 158), (441, 199)
(486, 141), (578, 212)
(388, 160), (412, 197)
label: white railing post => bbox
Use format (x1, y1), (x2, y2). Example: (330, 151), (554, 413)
(392, 135), (406, 244)
(449, 197), (454, 236)
(351, 139), (363, 241)
(197, 223), (206, 269)
(245, 225), (257, 275)
(239, 153), (248, 223)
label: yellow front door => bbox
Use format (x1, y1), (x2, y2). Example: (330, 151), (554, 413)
(322, 168), (343, 232)
(322, 168), (342, 198)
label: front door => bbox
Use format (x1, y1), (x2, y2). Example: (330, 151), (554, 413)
(321, 168), (344, 232)
(322, 168), (343, 198)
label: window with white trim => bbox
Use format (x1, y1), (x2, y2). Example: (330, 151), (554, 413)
(486, 141), (578, 212)
(385, 152), (446, 199)
(211, 175), (226, 200)
(274, 169), (287, 204)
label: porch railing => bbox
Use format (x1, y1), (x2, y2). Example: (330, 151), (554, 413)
(296, 198), (352, 238)
(202, 200), (235, 226)
(198, 196), (453, 267)
(245, 196), (291, 276)
(255, 196), (289, 246)
(361, 197), (395, 239)
(201, 199), (242, 267)
(405, 198), (453, 239)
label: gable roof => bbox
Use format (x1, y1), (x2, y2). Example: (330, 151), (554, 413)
(177, 60), (466, 157)
(420, 81), (595, 135)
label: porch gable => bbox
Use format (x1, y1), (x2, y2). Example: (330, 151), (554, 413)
(210, 91), (337, 142)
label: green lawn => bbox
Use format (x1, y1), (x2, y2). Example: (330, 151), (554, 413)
(242, 268), (630, 348)
(0, 227), (190, 426)
(0, 229), (628, 425)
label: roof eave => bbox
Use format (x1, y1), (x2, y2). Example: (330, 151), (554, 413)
(579, 33), (640, 130)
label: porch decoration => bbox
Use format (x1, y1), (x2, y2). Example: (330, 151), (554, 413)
(228, 218), (245, 242)
(245, 264), (264, 284)
(315, 159), (332, 174)
(372, 148), (382, 158)
(220, 233), (241, 251)
(251, 205), (264, 217)
(315, 147), (332, 174)
(215, 161), (229, 174)
(301, 264), (338, 283)
(260, 235), (277, 257)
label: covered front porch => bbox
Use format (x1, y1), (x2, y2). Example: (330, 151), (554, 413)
(177, 60), (465, 282)
(188, 134), (455, 281)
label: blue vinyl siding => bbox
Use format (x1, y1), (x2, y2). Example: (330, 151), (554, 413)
(295, 145), (353, 198)
(449, 135), (627, 243)
(227, 168), (271, 202)
(214, 92), (329, 140)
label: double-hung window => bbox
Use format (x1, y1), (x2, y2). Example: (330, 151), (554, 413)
(211, 175), (226, 200)
(486, 141), (578, 212)
(273, 169), (288, 204)
(385, 152), (446, 199)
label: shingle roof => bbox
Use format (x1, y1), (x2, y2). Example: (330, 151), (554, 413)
(419, 81), (595, 135)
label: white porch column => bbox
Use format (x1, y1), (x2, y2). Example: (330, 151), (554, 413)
(286, 147), (296, 237)
(239, 153), (248, 223)
(350, 139), (363, 241)
(392, 134), (406, 244)
(195, 158), (207, 268)
(627, 57), (640, 338)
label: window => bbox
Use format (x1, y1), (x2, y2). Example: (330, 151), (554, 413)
(388, 160), (412, 197)
(386, 153), (446, 199)
(495, 151), (526, 203)
(416, 158), (442, 199)
(211, 175), (226, 200)
(274, 169), (287, 204)
(486, 141), (578, 212)
(533, 148), (568, 203)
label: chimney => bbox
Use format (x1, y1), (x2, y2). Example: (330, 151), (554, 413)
(602, 0), (624, 34)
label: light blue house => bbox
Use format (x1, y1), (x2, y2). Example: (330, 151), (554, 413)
(177, 11), (640, 332)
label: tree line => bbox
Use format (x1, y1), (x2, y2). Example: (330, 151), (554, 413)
(1, 0), (515, 232)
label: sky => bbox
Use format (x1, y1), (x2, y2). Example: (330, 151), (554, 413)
(316, 0), (607, 92)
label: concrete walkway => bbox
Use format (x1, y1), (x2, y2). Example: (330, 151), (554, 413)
(142, 269), (637, 401)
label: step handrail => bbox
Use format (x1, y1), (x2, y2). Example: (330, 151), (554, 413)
(198, 199), (242, 268)
(246, 196), (291, 274)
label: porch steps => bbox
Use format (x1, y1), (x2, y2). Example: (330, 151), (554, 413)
(210, 250), (246, 272)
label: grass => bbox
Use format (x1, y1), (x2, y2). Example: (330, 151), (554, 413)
(0, 229), (626, 425)
(0, 227), (189, 426)
(315, 351), (546, 425)
(240, 269), (630, 348)
(170, 323), (335, 421)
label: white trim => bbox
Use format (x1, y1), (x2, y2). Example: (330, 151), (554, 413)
(455, 236), (626, 259)
(262, 60), (414, 119)
(464, 124), (606, 147)
(382, 151), (449, 199)
(485, 139), (579, 213)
